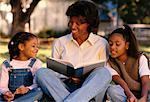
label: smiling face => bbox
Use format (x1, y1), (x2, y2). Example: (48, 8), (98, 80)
(108, 33), (129, 60)
(17, 37), (39, 60)
(68, 16), (89, 40)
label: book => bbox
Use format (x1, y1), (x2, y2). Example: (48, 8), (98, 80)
(46, 57), (105, 77)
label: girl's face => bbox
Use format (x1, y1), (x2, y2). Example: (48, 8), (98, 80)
(18, 37), (39, 60)
(108, 33), (129, 59)
(68, 16), (89, 39)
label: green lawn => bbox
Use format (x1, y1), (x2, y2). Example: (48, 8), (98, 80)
(0, 38), (150, 67)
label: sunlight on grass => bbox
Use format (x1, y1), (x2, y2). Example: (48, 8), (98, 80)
(140, 46), (150, 52)
(0, 44), (7, 53)
(0, 39), (150, 68)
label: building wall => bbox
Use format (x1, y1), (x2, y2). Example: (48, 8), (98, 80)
(30, 0), (74, 33)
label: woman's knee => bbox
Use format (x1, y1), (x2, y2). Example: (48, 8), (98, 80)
(94, 67), (112, 80)
(35, 68), (54, 78)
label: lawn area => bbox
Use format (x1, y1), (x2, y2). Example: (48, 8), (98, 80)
(0, 38), (150, 68)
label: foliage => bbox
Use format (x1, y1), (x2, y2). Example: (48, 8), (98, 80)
(111, 0), (150, 24)
(37, 29), (55, 38)
(37, 28), (70, 38)
(0, 32), (10, 38)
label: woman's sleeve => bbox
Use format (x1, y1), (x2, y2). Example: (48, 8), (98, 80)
(52, 39), (63, 59)
(139, 55), (150, 78)
(0, 63), (10, 94)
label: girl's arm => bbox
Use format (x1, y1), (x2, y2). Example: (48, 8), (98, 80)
(139, 75), (150, 102)
(138, 55), (150, 102)
(112, 75), (137, 101)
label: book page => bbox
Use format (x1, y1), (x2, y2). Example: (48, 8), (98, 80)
(74, 60), (105, 69)
(50, 58), (74, 67)
(47, 57), (105, 77)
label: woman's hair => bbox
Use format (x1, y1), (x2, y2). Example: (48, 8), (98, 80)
(66, 0), (99, 33)
(8, 32), (37, 60)
(108, 24), (139, 58)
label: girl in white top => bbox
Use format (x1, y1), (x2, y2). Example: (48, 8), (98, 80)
(0, 32), (43, 102)
(106, 25), (150, 102)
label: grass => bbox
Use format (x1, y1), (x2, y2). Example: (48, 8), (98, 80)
(0, 38), (150, 67)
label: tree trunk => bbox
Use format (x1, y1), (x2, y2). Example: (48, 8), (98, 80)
(10, 0), (40, 35)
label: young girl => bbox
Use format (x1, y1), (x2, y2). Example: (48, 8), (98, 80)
(106, 25), (150, 102)
(0, 32), (43, 102)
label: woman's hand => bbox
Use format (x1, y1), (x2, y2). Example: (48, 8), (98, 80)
(70, 77), (81, 84)
(15, 85), (30, 95)
(3, 91), (14, 102)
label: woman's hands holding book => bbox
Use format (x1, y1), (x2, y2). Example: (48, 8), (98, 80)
(70, 77), (81, 84)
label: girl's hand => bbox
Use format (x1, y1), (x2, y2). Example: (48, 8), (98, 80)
(127, 95), (137, 102)
(138, 96), (147, 102)
(3, 91), (14, 101)
(15, 85), (30, 95)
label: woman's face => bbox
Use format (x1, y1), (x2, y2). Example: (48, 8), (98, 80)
(68, 16), (89, 39)
(108, 33), (129, 59)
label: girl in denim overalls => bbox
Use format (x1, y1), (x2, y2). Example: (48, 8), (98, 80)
(0, 32), (43, 102)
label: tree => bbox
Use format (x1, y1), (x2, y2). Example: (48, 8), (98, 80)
(10, 0), (41, 35)
(113, 0), (150, 24)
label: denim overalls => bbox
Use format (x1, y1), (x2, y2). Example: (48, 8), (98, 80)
(0, 58), (43, 102)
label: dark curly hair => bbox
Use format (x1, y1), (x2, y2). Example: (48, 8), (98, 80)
(8, 32), (37, 60)
(66, 0), (99, 33)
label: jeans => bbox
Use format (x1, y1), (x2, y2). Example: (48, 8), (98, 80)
(0, 88), (43, 102)
(107, 85), (150, 102)
(107, 85), (127, 102)
(35, 67), (111, 102)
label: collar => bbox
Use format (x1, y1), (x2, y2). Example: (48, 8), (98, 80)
(69, 32), (99, 45)
(87, 32), (99, 45)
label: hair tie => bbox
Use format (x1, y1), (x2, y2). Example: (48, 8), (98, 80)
(11, 41), (14, 45)
(121, 26), (125, 30)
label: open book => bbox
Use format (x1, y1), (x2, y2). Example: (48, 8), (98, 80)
(46, 57), (105, 77)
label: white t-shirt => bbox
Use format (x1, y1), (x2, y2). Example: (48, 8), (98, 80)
(0, 58), (42, 94)
(106, 55), (150, 78)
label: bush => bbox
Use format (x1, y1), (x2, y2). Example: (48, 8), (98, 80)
(0, 31), (11, 38)
(37, 29), (55, 38)
(37, 29), (71, 38)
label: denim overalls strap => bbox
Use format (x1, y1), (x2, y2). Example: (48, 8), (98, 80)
(28, 58), (36, 68)
(3, 60), (12, 69)
(3, 59), (36, 93)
